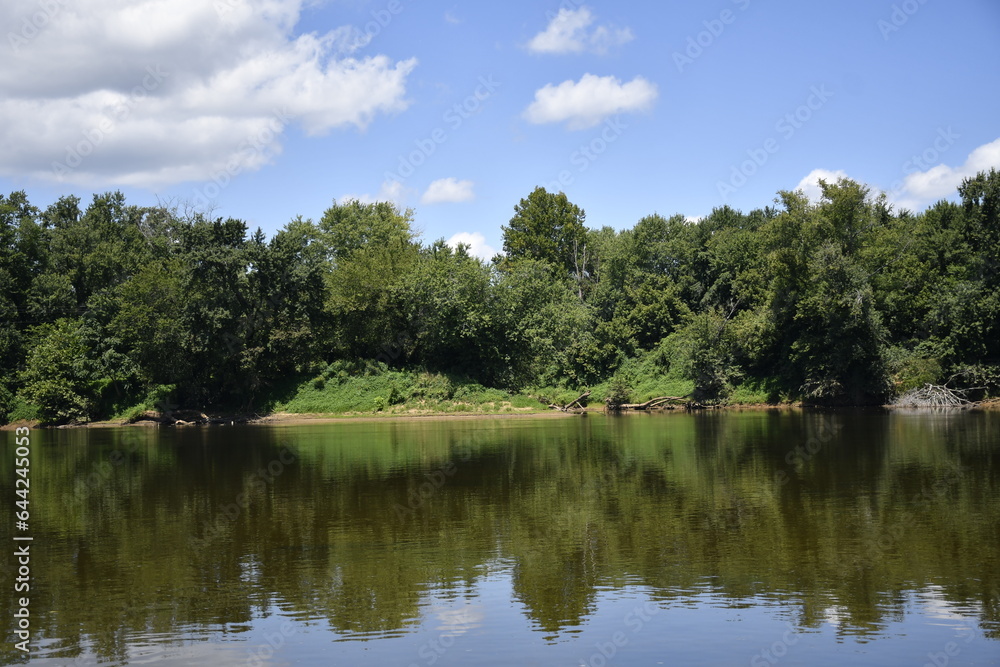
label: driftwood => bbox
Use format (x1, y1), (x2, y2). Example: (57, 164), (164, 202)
(892, 384), (980, 408)
(549, 391), (591, 412)
(126, 409), (249, 426)
(606, 395), (700, 412)
(620, 396), (690, 410)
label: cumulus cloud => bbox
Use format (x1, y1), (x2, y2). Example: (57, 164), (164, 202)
(341, 179), (409, 206)
(891, 136), (1000, 210)
(446, 232), (495, 261)
(796, 137), (1000, 212)
(796, 168), (850, 203)
(523, 73), (657, 130)
(527, 7), (633, 55)
(421, 178), (475, 204)
(0, 0), (417, 188)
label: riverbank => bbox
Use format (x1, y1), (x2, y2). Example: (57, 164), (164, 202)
(5, 366), (997, 430)
(8, 399), (1000, 430)
(2, 402), (801, 430)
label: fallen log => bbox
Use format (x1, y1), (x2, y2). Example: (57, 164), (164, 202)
(550, 390), (591, 412)
(619, 396), (690, 411)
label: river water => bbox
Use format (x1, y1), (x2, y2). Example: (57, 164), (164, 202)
(3, 410), (999, 666)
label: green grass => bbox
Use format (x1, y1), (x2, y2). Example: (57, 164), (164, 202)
(726, 378), (791, 405)
(110, 384), (177, 423)
(269, 364), (551, 416)
(86, 354), (791, 425)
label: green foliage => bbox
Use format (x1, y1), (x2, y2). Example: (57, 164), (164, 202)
(501, 187), (589, 278)
(115, 384), (177, 423)
(675, 313), (739, 402)
(323, 202), (418, 363)
(18, 318), (95, 424)
(318, 199), (416, 261)
(3, 173), (999, 424)
(0, 382), (15, 423)
(6, 396), (39, 423)
(885, 348), (943, 393)
(604, 376), (632, 409)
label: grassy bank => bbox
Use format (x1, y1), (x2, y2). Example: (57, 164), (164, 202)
(257, 359), (790, 418)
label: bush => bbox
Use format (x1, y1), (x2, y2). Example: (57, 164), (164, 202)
(5, 396), (39, 423)
(604, 376), (632, 410)
(885, 348), (943, 394)
(409, 373), (454, 401)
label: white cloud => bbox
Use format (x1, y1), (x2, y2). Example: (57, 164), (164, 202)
(795, 137), (1000, 213)
(796, 169), (850, 203)
(341, 179), (409, 206)
(421, 178), (475, 205)
(444, 10), (462, 25)
(0, 0), (417, 188)
(446, 232), (495, 260)
(523, 73), (657, 130)
(527, 7), (633, 55)
(892, 137), (1000, 209)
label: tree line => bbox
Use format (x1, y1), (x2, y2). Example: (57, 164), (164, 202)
(1, 169), (998, 423)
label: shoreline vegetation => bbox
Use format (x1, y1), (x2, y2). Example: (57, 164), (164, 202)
(6, 390), (998, 431)
(2, 170), (999, 428)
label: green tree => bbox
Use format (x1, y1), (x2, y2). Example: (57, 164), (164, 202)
(318, 199), (416, 262)
(400, 241), (493, 377)
(321, 200), (419, 362)
(501, 187), (589, 283)
(18, 318), (95, 424)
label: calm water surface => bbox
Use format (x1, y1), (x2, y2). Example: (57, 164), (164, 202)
(2, 410), (999, 666)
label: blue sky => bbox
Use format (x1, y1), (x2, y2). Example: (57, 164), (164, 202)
(1, 0), (998, 258)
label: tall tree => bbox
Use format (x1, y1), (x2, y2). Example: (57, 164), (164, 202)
(501, 188), (589, 284)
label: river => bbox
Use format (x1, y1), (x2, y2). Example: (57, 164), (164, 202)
(3, 409), (998, 665)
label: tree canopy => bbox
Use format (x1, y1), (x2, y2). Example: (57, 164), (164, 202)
(2, 171), (999, 424)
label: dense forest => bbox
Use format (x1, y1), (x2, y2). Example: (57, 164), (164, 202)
(1, 170), (998, 424)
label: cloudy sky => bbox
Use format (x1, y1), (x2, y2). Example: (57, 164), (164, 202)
(2, 0), (998, 258)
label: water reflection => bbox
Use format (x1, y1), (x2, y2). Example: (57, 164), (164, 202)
(2, 410), (999, 665)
